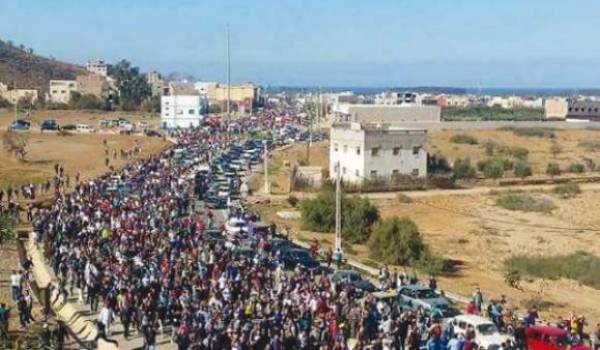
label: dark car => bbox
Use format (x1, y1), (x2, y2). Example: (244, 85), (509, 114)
(282, 249), (320, 270)
(330, 270), (376, 293)
(145, 129), (162, 137)
(41, 119), (60, 131)
(8, 119), (30, 131)
(61, 124), (77, 131)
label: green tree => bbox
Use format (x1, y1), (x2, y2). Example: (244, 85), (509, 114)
(453, 157), (476, 179)
(109, 60), (151, 111)
(369, 217), (425, 265)
(514, 161), (533, 178)
(343, 197), (380, 243)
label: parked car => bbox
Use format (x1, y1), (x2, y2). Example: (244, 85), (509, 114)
(398, 284), (454, 316)
(61, 124), (77, 131)
(41, 119), (60, 131)
(330, 270), (376, 294)
(76, 124), (95, 133)
(448, 315), (513, 350)
(526, 326), (591, 350)
(145, 129), (162, 137)
(281, 249), (320, 270)
(8, 119), (30, 131)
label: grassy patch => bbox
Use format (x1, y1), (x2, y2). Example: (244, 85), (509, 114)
(504, 252), (600, 289)
(495, 193), (555, 213)
(578, 139), (600, 151)
(553, 183), (581, 199)
(501, 126), (556, 138)
(450, 134), (478, 145)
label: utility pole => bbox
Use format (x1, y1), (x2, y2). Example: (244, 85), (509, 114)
(226, 25), (231, 133)
(334, 161), (342, 253)
(263, 140), (270, 194)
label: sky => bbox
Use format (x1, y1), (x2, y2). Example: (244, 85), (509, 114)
(1, 0), (600, 88)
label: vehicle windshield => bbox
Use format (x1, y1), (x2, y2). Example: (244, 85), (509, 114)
(291, 251), (310, 259)
(477, 323), (498, 335)
(416, 289), (438, 299)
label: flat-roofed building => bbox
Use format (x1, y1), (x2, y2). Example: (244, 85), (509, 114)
(86, 59), (108, 77)
(544, 97), (568, 120)
(330, 122), (427, 183)
(48, 80), (78, 104)
(0, 83), (38, 104)
(333, 104), (441, 123)
(161, 93), (207, 129)
(567, 99), (600, 121)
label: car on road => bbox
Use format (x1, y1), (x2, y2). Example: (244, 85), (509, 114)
(398, 284), (454, 316)
(41, 119), (60, 131)
(281, 249), (320, 270)
(8, 119), (31, 131)
(330, 270), (376, 294)
(61, 124), (77, 131)
(525, 326), (591, 350)
(76, 124), (96, 133)
(448, 315), (513, 350)
(145, 129), (162, 137)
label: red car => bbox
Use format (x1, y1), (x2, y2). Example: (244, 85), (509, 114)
(526, 326), (591, 350)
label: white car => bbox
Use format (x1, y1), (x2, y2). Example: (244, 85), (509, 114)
(76, 124), (96, 133)
(447, 315), (513, 350)
(224, 218), (245, 235)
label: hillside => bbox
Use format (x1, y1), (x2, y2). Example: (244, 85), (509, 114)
(0, 39), (85, 93)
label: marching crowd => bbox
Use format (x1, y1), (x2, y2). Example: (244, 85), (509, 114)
(0, 110), (594, 350)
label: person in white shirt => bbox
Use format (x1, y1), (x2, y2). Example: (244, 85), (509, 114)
(10, 270), (21, 301)
(98, 305), (115, 336)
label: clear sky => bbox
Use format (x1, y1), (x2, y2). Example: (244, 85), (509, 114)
(1, 0), (600, 88)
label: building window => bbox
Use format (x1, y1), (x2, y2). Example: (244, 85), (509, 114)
(393, 147), (401, 155)
(343, 145), (348, 153)
(413, 146), (420, 155)
(188, 109), (195, 115)
(370, 170), (377, 178)
(334, 143), (338, 152)
(392, 169), (399, 176)
(371, 147), (380, 157)
(412, 169), (419, 176)
(356, 147), (361, 155)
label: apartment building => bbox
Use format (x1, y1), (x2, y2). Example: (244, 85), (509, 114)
(48, 80), (78, 104)
(86, 59), (108, 76)
(0, 83), (38, 104)
(161, 94), (207, 128)
(329, 122), (428, 184)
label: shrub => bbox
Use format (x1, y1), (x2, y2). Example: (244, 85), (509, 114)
(550, 141), (562, 158)
(546, 162), (561, 176)
(553, 183), (581, 199)
(415, 251), (446, 277)
(496, 193), (555, 213)
(568, 163), (585, 173)
(397, 193), (413, 203)
(503, 146), (529, 160)
(503, 127), (555, 138)
(503, 268), (522, 289)
(450, 134), (478, 145)
(287, 195), (299, 208)
(514, 161), (532, 178)
(453, 157), (476, 179)
(482, 140), (499, 156)
(369, 217), (425, 266)
(483, 160), (504, 179)
(504, 252), (600, 289)
(299, 188), (379, 243)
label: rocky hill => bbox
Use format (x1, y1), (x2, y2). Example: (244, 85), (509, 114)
(0, 39), (85, 93)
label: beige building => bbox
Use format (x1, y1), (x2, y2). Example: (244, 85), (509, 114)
(544, 97), (568, 120)
(86, 59), (108, 76)
(334, 104), (441, 123)
(205, 83), (259, 113)
(146, 71), (165, 97)
(76, 74), (110, 97)
(0, 83), (38, 104)
(48, 80), (78, 104)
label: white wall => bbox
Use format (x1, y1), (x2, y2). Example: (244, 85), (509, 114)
(161, 95), (206, 128)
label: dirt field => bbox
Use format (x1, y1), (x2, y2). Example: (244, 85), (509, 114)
(429, 128), (600, 175)
(251, 186), (600, 326)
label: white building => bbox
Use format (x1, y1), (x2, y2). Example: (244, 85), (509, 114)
(161, 95), (206, 128)
(329, 122), (428, 184)
(48, 80), (78, 104)
(86, 59), (108, 77)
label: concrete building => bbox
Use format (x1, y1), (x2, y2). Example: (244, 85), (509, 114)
(445, 95), (472, 108)
(544, 97), (568, 120)
(48, 80), (78, 104)
(566, 99), (600, 121)
(0, 83), (38, 104)
(161, 94), (207, 128)
(146, 71), (165, 97)
(333, 104), (441, 123)
(206, 83), (259, 113)
(329, 122), (427, 184)
(86, 59), (108, 76)
(76, 74), (110, 97)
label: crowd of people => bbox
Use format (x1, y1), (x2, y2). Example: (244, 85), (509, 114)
(7, 110), (594, 350)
